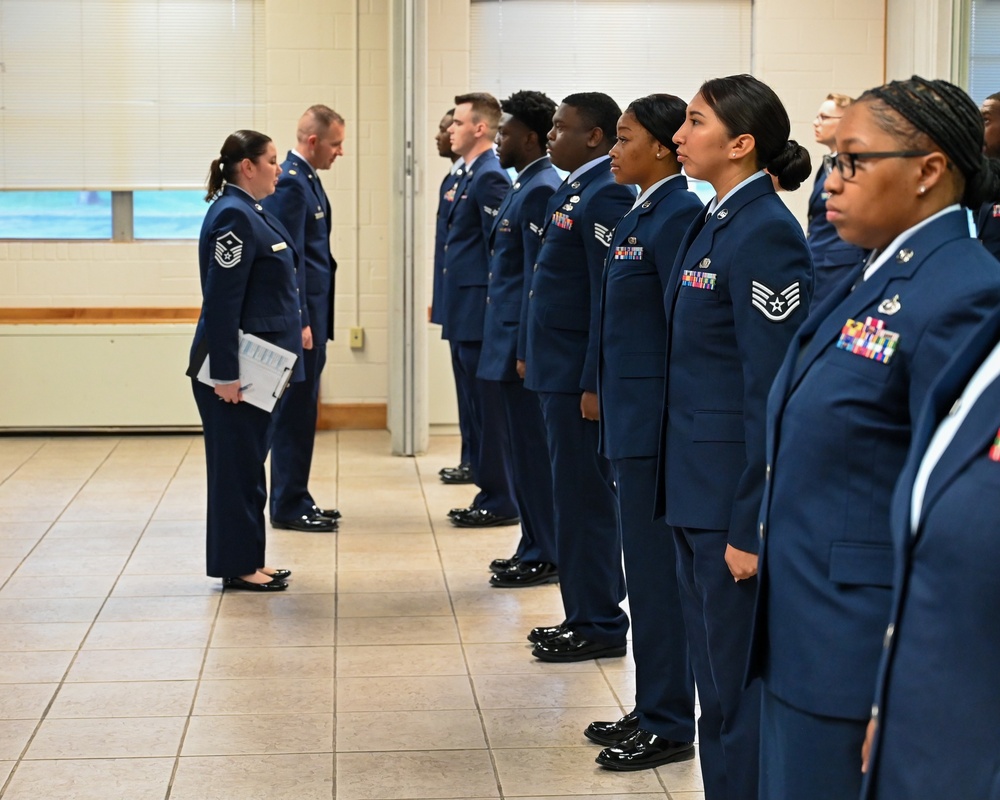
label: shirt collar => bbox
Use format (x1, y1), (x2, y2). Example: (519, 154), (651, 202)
(863, 205), (963, 281)
(630, 173), (683, 211)
(706, 170), (766, 217)
(565, 154), (610, 187)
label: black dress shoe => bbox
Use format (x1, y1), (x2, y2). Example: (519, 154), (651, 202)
(527, 623), (569, 644)
(311, 505), (342, 520)
(596, 730), (695, 771)
(439, 462), (471, 477)
(271, 514), (338, 532)
(449, 505), (477, 519)
(584, 711), (641, 745)
(439, 467), (474, 485)
(264, 569), (292, 580)
(223, 576), (289, 592)
(450, 508), (520, 528)
(489, 554), (519, 574)
(532, 631), (627, 662)
(490, 561), (558, 588)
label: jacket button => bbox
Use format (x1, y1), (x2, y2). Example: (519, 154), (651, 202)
(488, 272), (493, 280)
(443, 268), (447, 275)
(765, 464), (771, 479)
(443, 245), (448, 252)
(533, 264), (539, 272)
(486, 297), (491, 304)
(528, 290), (534, 298)
(490, 250), (494, 257)
(758, 522), (765, 540)
(883, 623), (894, 649)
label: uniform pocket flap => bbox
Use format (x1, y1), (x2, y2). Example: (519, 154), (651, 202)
(497, 301), (521, 323)
(618, 352), (665, 378)
(542, 304), (589, 331)
(828, 541), (894, 587)
(692, 410), (744, 442)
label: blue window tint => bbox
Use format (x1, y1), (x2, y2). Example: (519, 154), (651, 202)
(133, 190), (206, 240)
(0, 191), (113, 239)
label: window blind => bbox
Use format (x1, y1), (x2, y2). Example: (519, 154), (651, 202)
(469, 0), (752, 111)
(0, 0), (265, 190)
(970, 0), (1000, 103)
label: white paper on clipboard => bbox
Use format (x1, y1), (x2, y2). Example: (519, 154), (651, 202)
(196, 331), (297, 413)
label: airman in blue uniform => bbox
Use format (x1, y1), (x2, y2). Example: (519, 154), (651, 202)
(523, 92), (635, 662)
(656, 75), (814, 800)
(263, 105), (344, 533)
(807, 94), (868, 305)
(976, 91), (1000, 260)
(749, 76), (1000, 800)
(861, 306), (1000, 799)
(586, 94), (701, 772)
(441, 92), (518, 528)
(476, 90), (561, 586)
(189, 130), (304, 592)
(430, 109), (473, 484)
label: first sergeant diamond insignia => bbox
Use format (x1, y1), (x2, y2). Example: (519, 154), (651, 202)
(214, 231), (244, 269)
(751, 280), (800, 321)
(594, 223), (614, 247)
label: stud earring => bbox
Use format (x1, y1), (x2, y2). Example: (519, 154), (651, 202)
(918, 185), (926, 195)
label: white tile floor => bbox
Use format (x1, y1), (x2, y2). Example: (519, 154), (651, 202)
(0, 430), (704, 799)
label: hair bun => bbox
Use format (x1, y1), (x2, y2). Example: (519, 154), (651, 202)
(767, 140), (812, 191)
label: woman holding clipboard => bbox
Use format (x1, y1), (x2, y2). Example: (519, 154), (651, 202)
(189, 129), (304, 592)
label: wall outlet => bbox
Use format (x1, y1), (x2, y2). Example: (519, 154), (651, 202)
(349, 326), (364, 350)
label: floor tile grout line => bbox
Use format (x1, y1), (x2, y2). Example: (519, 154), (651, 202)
(0, 438), (142, 797)
(414, 456), (509, 800)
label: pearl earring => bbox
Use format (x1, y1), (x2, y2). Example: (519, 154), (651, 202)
(918, 185), (926, 195)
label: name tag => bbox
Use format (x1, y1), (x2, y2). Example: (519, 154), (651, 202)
(314, 211), (325, 220)
(271, 242), (288, 252)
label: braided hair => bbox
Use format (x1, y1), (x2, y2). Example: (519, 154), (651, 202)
(861, 76), (1000, 207)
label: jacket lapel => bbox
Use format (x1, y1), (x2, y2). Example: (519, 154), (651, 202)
(788, 210), (970, 393)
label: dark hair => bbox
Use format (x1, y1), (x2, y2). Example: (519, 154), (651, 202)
(501, 90), (557, 149)
(454, 92), (502, 130)
(624, 94), (688, 155)
(699, 74), (811, 190)
(987, 92), (1000, 104)
(561, 92), (622, 146)
(205, 130), (272, 202)
(861, 76), (1000, 207)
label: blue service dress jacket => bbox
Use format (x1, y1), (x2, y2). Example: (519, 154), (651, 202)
(431, 163), (464, 326)
(977, 199), (1000, 262)
(653, 174), (813, 553)
(478, 157), (561, 382)
(440, 149), (511, 343)
(524, 162), (636, 393)
(748, 207), (1000, 722)
(262, 152), (336, 342)
(189, 185), (305, 383)
(598, 176), (703, 459)
(863, 307), (1000, 800)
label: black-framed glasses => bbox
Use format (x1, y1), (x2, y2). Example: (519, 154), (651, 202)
(823, 150), (932, 180)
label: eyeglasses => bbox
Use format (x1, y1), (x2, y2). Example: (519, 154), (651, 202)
(823, 150), (932, 180)
(814, 114), (843, 123)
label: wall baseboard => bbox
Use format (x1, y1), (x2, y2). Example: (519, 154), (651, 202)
(318, 403), (386, 430)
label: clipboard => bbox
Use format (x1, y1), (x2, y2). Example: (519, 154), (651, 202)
(191, 331), (297, 413)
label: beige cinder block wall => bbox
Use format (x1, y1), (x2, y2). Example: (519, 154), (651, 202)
(752, 0), (886, 224)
